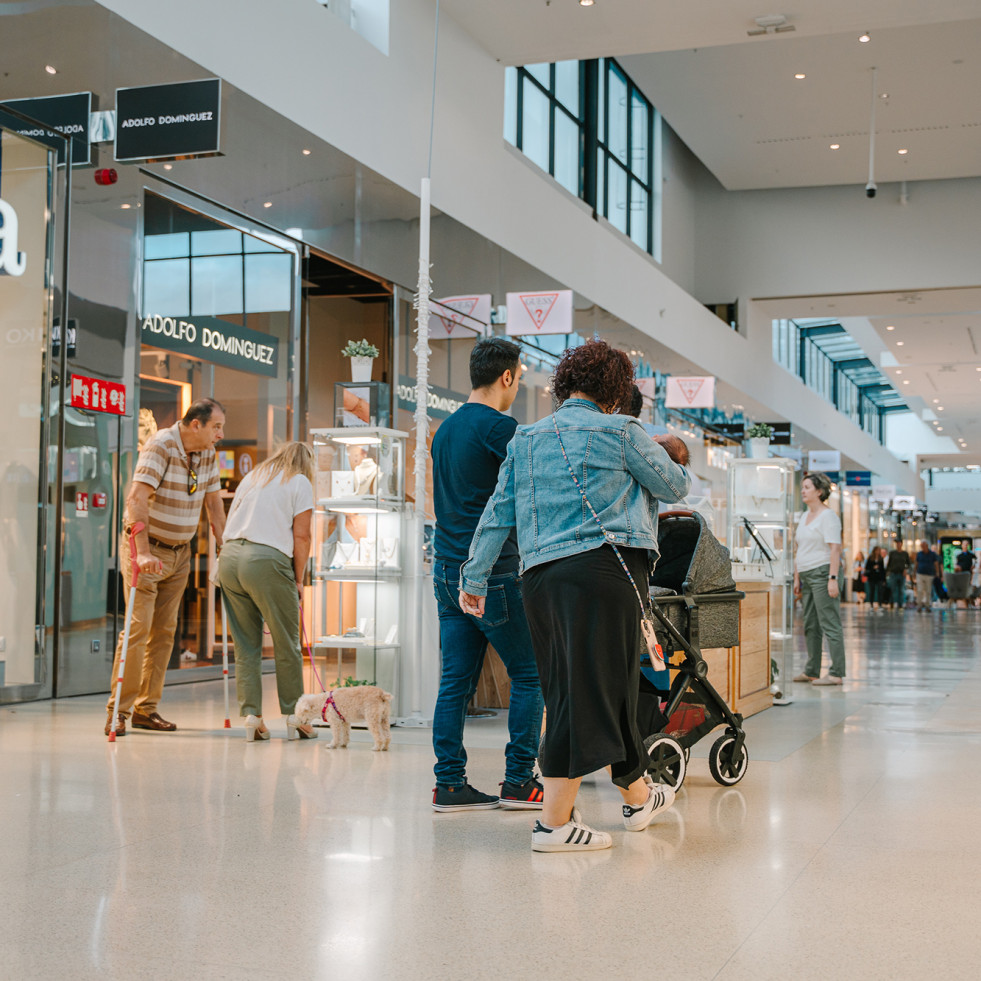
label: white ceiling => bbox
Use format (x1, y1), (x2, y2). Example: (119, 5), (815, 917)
(444, 0), (981, 191)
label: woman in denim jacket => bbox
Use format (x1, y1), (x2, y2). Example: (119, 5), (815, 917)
(460, 341), (690, 852)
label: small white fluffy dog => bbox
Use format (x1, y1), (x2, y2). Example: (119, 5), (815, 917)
(293, 686), (393, 751)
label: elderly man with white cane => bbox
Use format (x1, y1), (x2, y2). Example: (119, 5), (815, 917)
(105, 398), (226, 737)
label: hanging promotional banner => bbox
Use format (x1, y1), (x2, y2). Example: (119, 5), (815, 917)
(635, 377), (656, 399)
(870, 483), (896, 504)
(432, 294), (490, 339)
(807, 450), (841, 473)
(0, 92), (92, 165)
(665, 376), (716, 409)
(70, 374), (127, 415)
(140, 313), (278, 377)
(115, 79), (221, 161)
(505, 289), (573, 336)
(892, 495), (917, 511)
(845, 470), (873, 487)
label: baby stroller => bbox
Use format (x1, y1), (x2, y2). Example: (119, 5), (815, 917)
(636, 510), (749, 791)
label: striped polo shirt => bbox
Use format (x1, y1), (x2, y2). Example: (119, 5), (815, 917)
(133, 423), (220, 545)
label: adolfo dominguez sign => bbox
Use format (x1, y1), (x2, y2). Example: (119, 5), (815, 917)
(141, 314), (278, 378)
(115, 79), (221, 161)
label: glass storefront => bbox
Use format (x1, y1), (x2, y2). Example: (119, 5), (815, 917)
(0, 120), (63, 701)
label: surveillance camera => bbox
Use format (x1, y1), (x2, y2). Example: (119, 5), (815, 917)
(866, 181), (877, 198)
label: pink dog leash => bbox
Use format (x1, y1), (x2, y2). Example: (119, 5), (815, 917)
(299, 603), (327, 693)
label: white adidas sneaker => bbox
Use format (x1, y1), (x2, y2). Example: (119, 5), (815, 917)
(622, 782), (676, 832)
(531, 813), (612, 852)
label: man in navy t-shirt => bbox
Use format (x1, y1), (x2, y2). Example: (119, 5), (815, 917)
(914, 540), (940, 611)
(430, 338), (544, 812)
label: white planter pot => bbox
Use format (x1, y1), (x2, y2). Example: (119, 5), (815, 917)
(350, 356), (374, 382)
(745, 437), (770, 459)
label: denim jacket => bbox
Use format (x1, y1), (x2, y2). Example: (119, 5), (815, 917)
(460, 398), (691, 596)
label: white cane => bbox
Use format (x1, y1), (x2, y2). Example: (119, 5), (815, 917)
(220, 595), (231, 728)
(108, 522), (146, 743)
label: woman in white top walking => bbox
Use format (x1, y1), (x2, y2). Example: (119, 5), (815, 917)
(219, 442), (317, 740)
(793, 471), (846, 686)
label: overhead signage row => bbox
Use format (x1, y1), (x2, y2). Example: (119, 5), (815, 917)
(1, 79), (221, 166)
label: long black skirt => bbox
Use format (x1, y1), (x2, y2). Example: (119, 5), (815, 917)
(522, 543), (649, 789)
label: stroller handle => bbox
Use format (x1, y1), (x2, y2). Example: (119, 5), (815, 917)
(659, 509), (695, 520)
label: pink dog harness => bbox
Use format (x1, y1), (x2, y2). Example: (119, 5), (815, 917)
(322, 691), (347, 724)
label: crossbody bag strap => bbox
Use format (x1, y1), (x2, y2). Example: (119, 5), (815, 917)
(551, 414), (649, 617)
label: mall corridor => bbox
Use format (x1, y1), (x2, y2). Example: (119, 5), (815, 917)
(2, 606), (980, 981)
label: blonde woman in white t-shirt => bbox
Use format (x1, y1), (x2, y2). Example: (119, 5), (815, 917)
(792, 471), (846, 686)
(219, 442), (317, 740)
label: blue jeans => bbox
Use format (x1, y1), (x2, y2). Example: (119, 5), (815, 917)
(432, 563), (543, 788)
(887, 572), (906, 608)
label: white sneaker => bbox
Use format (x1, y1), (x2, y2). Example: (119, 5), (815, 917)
(622, 783), (676, 832)
(532, 813), (612, 852)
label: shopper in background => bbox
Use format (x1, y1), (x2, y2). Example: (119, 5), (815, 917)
(864, 546), (886, 613)
(430, 337), (544, 812)
(885, 539), (911, 611)
(219, 441), (315, 741)
(105, 397), (226, 736)
(459, 341), (690, 852)
(914, 540), (941, 612)
(792, 472), (845, 686)
(956, 546), (976, 575)
(851, 550), (866, 606)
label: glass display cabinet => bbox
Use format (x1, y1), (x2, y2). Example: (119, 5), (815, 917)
(726, 457), (797, 582)
(308, 427), (407, 694)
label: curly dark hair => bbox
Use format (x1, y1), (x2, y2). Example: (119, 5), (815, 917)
(551, 340), (635, 412)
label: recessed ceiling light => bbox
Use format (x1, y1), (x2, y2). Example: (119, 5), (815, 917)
(579, 0), (595, 6)
(829, 143), (840, 150)
(886, 325), (895, 331)
(263, 201), (272, 208)
(859, 32), (871, 43)
(163, 163), (173, 170)
(120, 203), (131, 210)
(903, 379), (910, 385)
(938, 428), (944, 432)
(898, 148), (908, 155)
(795, 73), (806, 79)
(938, 406), (944, 411)
(302, 149), (312, 155)
(897, 341), (904, 346)
(45, 65), (58, 75)
(933, 399), (939, 403)
(879, 92), (889, 100)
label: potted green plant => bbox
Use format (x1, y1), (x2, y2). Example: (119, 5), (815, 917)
(744, 422), (773, 459)
(342, 338), (380, 382)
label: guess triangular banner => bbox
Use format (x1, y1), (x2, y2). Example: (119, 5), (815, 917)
(432, 294), (490, 339)
(505, 290), (573, 336)
(665, 376), (715, 409)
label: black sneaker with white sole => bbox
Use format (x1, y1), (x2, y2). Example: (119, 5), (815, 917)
(432, 783), (501, 811)
(499, 776), (545, 809)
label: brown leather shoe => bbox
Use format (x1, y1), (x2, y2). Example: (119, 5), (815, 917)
(104, 716), (126, 737)
(131, 711), (177, 731)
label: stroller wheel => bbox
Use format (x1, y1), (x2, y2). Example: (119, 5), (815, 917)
(708, 732), (749, 786)
(643, 734), (687, 792)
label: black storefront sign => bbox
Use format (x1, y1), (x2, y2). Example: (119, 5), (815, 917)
(115, 79), (221, 162)
(141, 314), (278, 378)
(714, 423), (745, 441)
(396, 375), (467, 421)
(762, 421), (792, 445)
(0, 92), (92, 165)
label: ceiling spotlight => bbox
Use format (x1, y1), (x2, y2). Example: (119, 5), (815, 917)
(829, 143), (840, 150)
(938, 427), (944, 432)
(897, 341), (904, 346)
(579, 0), (595, 6)
(120, 203), (131, 210)
(898, 148), (908, 155)
(859, 32), (871, 42)
(896, 370), (903, 375)
(938, 406), (944, 411)
(302, 148), (312, 155)
(886, 325), (895, 330)
(45, 64), (58, 74)
(903, 379), (910, 385)
(263, 201), (272, 208)
(163, 163), (173, 171)
(933, 399), (939, 403)
(879, 92), (889, 100)
(794, 73), (806, 79)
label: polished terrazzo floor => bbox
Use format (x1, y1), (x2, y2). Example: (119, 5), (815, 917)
(2, 605), (980, 980)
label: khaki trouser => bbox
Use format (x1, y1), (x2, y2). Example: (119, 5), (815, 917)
(106, 536), (190, 719)
(915, 573), (934, 608)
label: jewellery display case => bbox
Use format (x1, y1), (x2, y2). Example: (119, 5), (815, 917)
(308, 427), (407, 694)
(726, 457), (797, 582)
